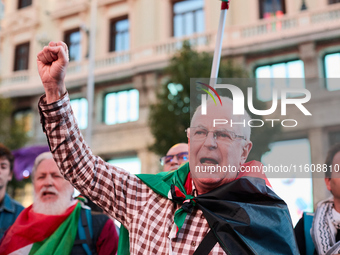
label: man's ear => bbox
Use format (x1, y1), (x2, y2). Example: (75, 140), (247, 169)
(241, 141), (253, 164)
(187, 131), (190, 160)
(325, 177), (332, 192)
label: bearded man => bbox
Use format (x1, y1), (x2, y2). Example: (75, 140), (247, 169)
(0, 152), (118, 255)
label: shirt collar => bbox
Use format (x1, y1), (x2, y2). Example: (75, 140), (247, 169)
(191, 180), (198, 197)
(0, 193), (16, 213)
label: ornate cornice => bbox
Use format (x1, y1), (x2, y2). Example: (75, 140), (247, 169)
(50, 0), (89, 19)
(1, 6), (39, 35)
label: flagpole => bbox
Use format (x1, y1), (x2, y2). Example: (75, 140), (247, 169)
(86, 0), (97, 146)
(210, 0), (229, 89)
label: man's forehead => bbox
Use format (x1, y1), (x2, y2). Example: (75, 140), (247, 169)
(35, 159), (60, 174)
(167, 144), (188, 156)
(0, 157), (10, 165)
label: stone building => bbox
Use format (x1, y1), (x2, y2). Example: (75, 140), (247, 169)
(1, 0), (340, 221)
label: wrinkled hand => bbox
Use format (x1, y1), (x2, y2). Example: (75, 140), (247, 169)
(37, 41), (69, 103)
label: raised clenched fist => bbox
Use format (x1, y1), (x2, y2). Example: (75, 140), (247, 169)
(37, 41), (69, 103)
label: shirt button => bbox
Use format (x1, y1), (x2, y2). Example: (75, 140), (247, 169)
(191, 241), (196, 246)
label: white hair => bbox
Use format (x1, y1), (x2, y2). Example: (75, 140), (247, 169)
(31, 152), (53, 181)
(191, 96), (252, 141)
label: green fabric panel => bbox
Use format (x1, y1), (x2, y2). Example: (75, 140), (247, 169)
(29, 203), (81, 255)
(136, 162), (190, 199)
(117, 225), (130, 255)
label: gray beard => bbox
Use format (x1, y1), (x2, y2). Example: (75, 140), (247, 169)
(33, 191), (73, 215)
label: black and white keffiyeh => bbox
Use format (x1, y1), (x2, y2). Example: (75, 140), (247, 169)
(311, 198), (340, 255)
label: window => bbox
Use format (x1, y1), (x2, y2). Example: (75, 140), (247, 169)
(324, 52), (340, 91)
(262, 138), (313, 226)
(259, 0), (286, 19)
(18, 0), (32, 9)
(329, 0), (340, 4)
(64, 29), (81, 62)
(255, 60), (305, 101)
(14, 42), (30, 71)
(108, 156), (141, 175)
(70, 98), (88, 129)
(0, 1), (4, 20)
(104, 89), (139, 125)
(109, 17), (129, 52)
(14, 109), (33, 136)
(329, 131), (340, 147)
(173, 0), (204, 38)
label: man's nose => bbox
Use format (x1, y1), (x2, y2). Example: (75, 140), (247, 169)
(43, 175), (53, 186)
(204, 132), (217, 148)
(170, 156), (179, 165)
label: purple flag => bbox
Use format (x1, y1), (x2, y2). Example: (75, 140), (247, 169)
(12, 145), (50, 180)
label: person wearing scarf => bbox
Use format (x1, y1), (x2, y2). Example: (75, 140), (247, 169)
(311, 143), (340, 255)
(117, 160), (297, 255)
(36, 42), (299, 254)
(0, 152), (118, 255)
(0, 201), (80, 254)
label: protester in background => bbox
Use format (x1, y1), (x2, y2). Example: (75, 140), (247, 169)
(0, 152), (118, 255)
(0, 143), (24, 239)
(310, 143), (340, 254)
(160, 143), (188, 172)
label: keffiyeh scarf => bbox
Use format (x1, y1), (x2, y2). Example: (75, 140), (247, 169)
(311, 198), (340, 255)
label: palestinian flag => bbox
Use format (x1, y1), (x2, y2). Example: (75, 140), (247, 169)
(0, 202), (80, 255)
(118, 161), (299, 255)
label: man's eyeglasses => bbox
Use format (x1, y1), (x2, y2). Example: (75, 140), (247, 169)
(160, 152), (189, 166)
(186, 127), (246, 142)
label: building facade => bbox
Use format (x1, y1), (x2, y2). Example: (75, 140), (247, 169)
(1, 0), (340, 220)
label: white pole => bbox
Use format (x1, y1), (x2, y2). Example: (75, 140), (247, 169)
(210, 2), (229, 89)
(86, 0), (97, 146)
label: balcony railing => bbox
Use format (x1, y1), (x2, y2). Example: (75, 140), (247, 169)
(1, 73), (29, 86)
(1, 4), (340, 95)
(65, 32), (212, 76)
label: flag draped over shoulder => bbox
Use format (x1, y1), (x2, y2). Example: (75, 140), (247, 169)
(0, 202), (80, 255)
(118, 161), (299, 255)
(141, 161), (298, 254)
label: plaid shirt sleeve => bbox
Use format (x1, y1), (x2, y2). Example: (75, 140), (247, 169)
(38, 93), (152, 228)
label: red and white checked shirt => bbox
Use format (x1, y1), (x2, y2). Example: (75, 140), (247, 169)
(38, 93), (225, 255)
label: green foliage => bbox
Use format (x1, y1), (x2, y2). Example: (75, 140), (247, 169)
(148, 41), (280, 161)
(0, 97), (28, 150)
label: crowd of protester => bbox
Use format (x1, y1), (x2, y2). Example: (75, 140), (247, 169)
(0, 142), (188, 255)
(4, 119), (339, 254)
(0, 41), (339, 254)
